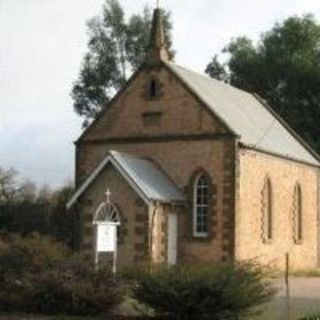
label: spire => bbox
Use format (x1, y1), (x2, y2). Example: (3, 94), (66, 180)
(145, 8), (170, 65)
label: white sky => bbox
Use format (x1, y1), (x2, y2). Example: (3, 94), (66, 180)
(0, 0), (320, 187)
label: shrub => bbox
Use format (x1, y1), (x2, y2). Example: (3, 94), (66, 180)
(300, 315), (320, 320)
(0, 233), (71, 312)
(0, 233), (122, 316)
(27, 261), (122, 316)
(129, 261), (276, 320)
(0, 232), (70, 277)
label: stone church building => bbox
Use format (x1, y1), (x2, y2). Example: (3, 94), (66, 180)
(67, 9), (320, 270)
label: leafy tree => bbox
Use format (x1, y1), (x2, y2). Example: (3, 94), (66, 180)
(37, 184), (52, 204)
(0, 167), (77, 248)
(0, 168), (21, 204)
(205, 55), (228, 82)
(0, 169), (38, 204)
(16, 180), (37, 203)
(206, 15), (320, 152)
(72, 0), (174, 127)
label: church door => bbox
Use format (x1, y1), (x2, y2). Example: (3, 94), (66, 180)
(167, 212), (178, 265)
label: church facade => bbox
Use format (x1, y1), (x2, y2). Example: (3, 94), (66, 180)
(67, 9), (320, 270)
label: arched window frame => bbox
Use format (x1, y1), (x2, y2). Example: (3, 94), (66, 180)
(261, 176), (273, 243)
(293, 183), (303, 244)
(193, 172), (211, 238)
(93, 201), (121, 226)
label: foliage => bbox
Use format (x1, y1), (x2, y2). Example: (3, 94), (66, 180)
(71, 0), (174, 127)
(0, 202), (51, 236)
(300, 315), (320, 320)
(0, 233), (70, 279)
(128, 262), (276, 320)
(205, 55), (228, 82)
(0, 234), (121, 316)
(0, 168), (36, 204)
(0, 233), (71, 311)
(0, 167), (77, 248)
(26, 262), (121, 316)
(206, 15), (320, 152)
(291, 269), (320, 277)
(49, 185), (79, 248)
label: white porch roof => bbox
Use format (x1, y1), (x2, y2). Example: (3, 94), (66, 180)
(67, 150), (185, 209)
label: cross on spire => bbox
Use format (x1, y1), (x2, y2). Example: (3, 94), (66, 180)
(105, 188), (111, 203)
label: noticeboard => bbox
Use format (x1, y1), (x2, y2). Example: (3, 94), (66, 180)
(96, 224), (116, 252)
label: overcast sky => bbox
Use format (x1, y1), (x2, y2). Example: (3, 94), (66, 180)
(1, 0), (320, 188)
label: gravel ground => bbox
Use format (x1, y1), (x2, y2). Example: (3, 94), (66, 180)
(253, 277), (320, 320)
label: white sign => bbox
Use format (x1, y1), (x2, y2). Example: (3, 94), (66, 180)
(97, 224), (116, 252)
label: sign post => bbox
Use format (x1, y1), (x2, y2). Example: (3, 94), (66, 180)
(94, 222), (119, 276)
(93, 189), (120, 278)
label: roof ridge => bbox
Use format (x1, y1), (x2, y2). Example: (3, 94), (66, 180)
(165, 61), (250, 94)
(164, 61), (319, 166)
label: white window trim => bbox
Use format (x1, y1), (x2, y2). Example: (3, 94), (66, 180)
(193, 174), (209, 238)
(93, 202), (121, 226)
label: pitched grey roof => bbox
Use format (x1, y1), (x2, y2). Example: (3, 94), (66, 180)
(67, 150), (185, 209)
(112, 151), (185, 203)
(166, 62), (320, 166)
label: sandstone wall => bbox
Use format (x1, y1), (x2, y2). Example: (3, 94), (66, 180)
(79, 165), (149, 268)
(236, 149), (319, 270)
(75, 64), (236, 264)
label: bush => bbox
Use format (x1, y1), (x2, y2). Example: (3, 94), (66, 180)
(300, 315), (320, 320)
(0, 233), (71, 312)
(27, 261), (122, 316)
(0, 232), (70, 277)
(0, 233), (122, 316)
(0, 203), (52, 236)
(129, 262), (276, 319)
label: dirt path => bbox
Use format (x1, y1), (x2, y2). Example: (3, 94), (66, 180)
(255, 277), (320, 320)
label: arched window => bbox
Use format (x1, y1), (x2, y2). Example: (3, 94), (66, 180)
(193, 173), (210, 237)
(261, 177), (273, 242)
(93, 202), (120, 225)
(293, 183), (303, 243)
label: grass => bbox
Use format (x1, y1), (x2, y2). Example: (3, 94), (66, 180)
(247, 297), (320, 320)
(291, 269), (320, 277)
(267, 268), (320, 279)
